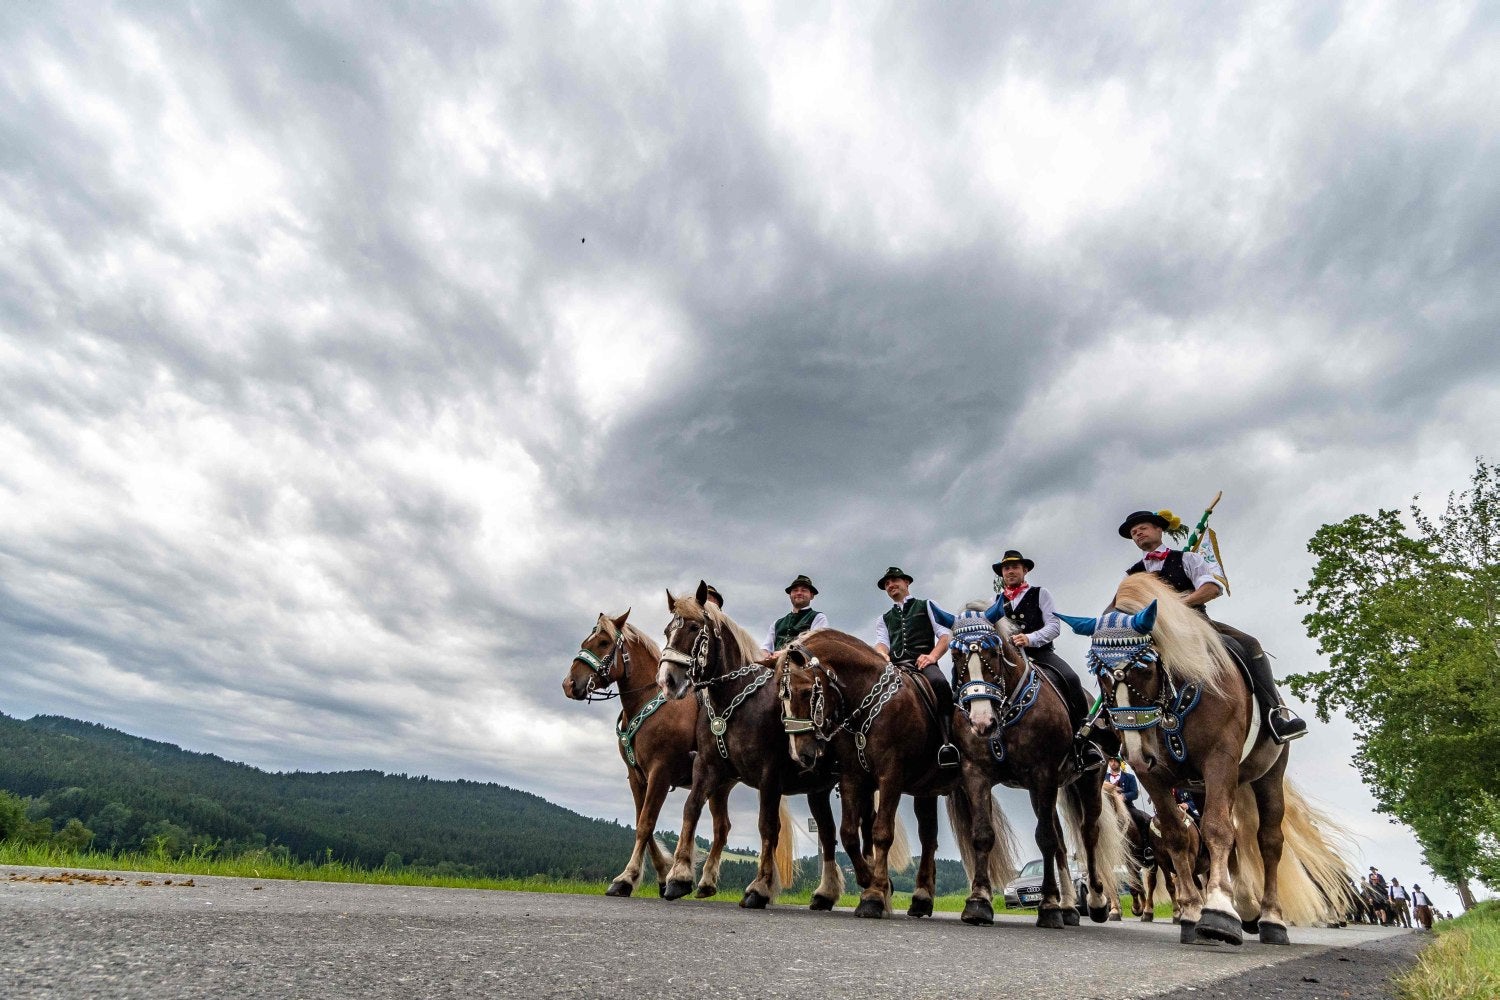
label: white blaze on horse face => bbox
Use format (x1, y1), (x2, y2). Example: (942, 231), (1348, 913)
(1116, 679), (1144, 763)
(966, 652), (996, 734)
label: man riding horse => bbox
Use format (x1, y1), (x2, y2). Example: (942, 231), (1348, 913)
(993, 548), (1106, 772)
(1118, 510), (1306, 743)
(761, 574), (829, 657)
(872, 566), (958, 768)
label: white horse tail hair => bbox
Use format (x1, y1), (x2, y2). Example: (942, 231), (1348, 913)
(1063, 781), (1132, 899)
(772, 799), (798, 895)
(1231, 778), (1359, 926)
(945, 790), (1020, 886)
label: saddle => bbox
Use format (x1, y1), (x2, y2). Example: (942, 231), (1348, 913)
(893, 660), (943, 728)
(1214, 633), (1257, 701)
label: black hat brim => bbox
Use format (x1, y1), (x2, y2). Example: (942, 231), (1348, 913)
(876, 572), (914, 590)
(1118, 511), (1171, 538)
(992, 557), (1035, 573)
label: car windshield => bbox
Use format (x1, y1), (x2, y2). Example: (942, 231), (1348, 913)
(1019, 860), (1045, 879)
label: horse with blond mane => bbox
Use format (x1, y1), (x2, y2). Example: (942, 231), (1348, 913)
(656, 582), (846, 909)
(1060, 575), (1353, 945)
(562, 610), (732, 897)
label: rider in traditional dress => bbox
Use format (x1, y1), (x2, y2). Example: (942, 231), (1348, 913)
(1118, 510), (1307, 744)
(993, 549), (1106, 772)
(873, 566), (959, 768)
(760, 574), (828, 656)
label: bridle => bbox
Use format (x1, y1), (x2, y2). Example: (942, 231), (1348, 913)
(948, 616), (1041, 763)
(1087, 624), (1200, 765)
(779, 643), (901, 772)
(571, 623), (635, 702)
(664, 610), (771, 759)
(661, 612), (720, 688)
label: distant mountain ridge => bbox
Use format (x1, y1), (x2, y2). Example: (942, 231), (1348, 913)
(0, 711), (635, 879)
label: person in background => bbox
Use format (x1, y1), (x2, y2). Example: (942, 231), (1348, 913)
(1105, 756), (1153, 864)
(1387, 878), (1412, 928)
(1410, 885), (1434, 930)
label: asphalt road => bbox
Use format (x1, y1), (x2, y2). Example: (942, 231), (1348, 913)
(1, 866), (1417, 999)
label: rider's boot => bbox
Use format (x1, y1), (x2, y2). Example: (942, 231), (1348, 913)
(1073, 727), (1107, 773)
(921, 663), (961, 769)
(1247, 651), (1306, 744)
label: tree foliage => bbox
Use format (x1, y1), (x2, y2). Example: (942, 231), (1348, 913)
(1290, 458), (1500, 899)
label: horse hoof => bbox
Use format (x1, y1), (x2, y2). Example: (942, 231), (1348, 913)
(1063, 909), (1080, 926)
(1241, 918), (1260, 934)
(855, 898), (886, 919)
(1141, 911), (1155, 923)
(1179, 920), (1200, 944)
(605, 880), (633, 897)
(693, 884), (718, 899)
(662, 879), (694, 901)
(740, 890), (770, 909)
(809, 894), (836, 911)
(1194, 908), (1245, 946)
(1088, 905), (1110, 924)
(1259, 922), (1290, 945)
(907, 897), (934, 919)
(1108, 911), (1122, 922)
(961, 899), (994, 926)
(1037, 908), (1066, 929)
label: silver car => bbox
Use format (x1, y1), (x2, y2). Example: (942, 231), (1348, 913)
(1003, 857), (1090, 912)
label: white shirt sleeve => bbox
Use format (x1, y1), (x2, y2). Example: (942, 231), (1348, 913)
(1181, 550), (1223, 593)
(926, 602), (952, 644)
(1029, 587), (1062, 645)
(762, 623), (776, 655)
(873, 614), (890, 650)
(810, 611), (829, 633)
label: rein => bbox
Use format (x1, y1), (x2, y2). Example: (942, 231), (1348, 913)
(780, 650), (903, 773)
(572, 628), (633, 703)
(1088, 637), (1201, 765)
(950, 629), (1041, 763)
(664, 612), (771, 759)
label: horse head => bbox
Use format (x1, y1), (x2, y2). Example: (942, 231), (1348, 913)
(1070, 601), (1161, 691)
(938, 598), (1017, 739)
(778, 644), (840, 773)
(658, 581), (746, 700)
(563, 610), (632, 700)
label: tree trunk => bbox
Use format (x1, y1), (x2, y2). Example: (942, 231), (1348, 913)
(1457, 879), (1477, 911)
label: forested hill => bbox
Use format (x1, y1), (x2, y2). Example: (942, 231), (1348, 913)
(0, 712), (635, 879)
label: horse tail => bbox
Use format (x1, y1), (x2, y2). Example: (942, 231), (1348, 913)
(876, 790), (913, 873)
(1232, 778), (1358, 925)
(1064, 781), (1132, 898)
(772, 799), (798, 893)
(945, 790), (1020, 886)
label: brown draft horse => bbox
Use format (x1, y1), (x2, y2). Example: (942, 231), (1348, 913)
(562, 611), (732, 898)
(1061, 575), (1353, 945)
(1103, 780), (1200, 922)
(655, 583), (845, 909)
(933, 599), (1128, 928)
(777, 628), (974, 919)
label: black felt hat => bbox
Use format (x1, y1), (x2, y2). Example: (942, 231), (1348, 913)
(876, 566), (914, 590)
(991, 549), (1035, 573)
(1118, 510), (1170, 538)
(784, 575), (818, 596)
(703, 584), (724, 607)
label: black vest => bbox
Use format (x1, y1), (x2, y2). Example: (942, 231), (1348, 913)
(772, 608), (819, 651)
(1126, 549), (1196, 595)
(1002, 587), (1055, 653)
(882, 598), (935, 662)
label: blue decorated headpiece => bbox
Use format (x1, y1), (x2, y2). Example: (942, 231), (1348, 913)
(1085, 609), (1159, 676)
(947, 610), (1004, 653)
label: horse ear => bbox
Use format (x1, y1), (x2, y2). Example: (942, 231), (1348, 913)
(1130, 601), (1158, 634)
(665, 589), (676, 612)
(1057, 613), (1098, 636)
(983, 596), (1005, 624)
(694, 580), (710, 605)
(929, 602), (956, 629)
(612, 609), (631, 631)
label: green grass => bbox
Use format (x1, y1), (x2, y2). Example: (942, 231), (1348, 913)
(1398, 901), (1500, 1000)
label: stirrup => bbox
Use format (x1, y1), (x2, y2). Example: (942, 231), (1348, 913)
(1267, 707), (1307, 744)
(1075, 739), (1106, 773)
(937, 742), (961, 769)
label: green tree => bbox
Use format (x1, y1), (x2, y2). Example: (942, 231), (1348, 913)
(53, 817), (95, 852)
(1290, 458), (1500, 908)
(0, 789), (28, 840)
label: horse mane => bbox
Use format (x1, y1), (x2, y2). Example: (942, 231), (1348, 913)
(671, 595), (762, 664)
(1111, 574), (1231, 695)
(597, 614), (662, 659)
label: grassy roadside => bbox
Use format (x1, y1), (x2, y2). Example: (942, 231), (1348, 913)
(2, 840), (1169, 919)
(1398, 901), (1500, 1000)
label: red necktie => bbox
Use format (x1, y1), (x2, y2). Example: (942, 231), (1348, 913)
(1143, 549), (1170, 564)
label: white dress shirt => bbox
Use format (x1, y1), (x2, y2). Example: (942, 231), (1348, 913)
(1134, 548), (1222, 593)
(1003, 584), (1063, 645)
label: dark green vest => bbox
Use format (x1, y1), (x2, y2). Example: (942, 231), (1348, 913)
(882, 598), (935, 662)
(773, 608), (820, 651)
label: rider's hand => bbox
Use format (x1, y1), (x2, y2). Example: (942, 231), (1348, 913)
(916, 652), (936, 668)
(1011, 633), (1030, 648)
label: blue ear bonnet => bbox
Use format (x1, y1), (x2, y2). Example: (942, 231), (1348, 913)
(1086, 610), (1159, 675)
(947, 611), (1003, 652)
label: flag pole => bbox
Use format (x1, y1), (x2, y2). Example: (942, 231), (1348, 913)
(1186, 491), (1223, 552)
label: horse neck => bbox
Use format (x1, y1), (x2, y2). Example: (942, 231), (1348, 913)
(615, 635), (661, 716)
(980, 645), (1029, 692)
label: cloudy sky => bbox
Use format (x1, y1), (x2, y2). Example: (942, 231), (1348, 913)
(3, 2), (1496, 912)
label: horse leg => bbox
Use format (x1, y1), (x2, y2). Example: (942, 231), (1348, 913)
(606, 768), (651, 897)
(1144, 864), (1158, 922)
(856, 780), (900, 919)
(1051, 811), (1081, 926)
(663, 751), (715, 900)
(614, 765), (673, 897)
(954, 770), (997, 926)
(840, 775), (875, 891)
(1250, 752), (1291, 944)
(1030, 784), (1066, 929)
(741, 777), (784, 908)
(1191, 753), (1246, 946)
(694, 781), (733, 898)
(907, 795), (938, 918)
(807, 787), (843, 910)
